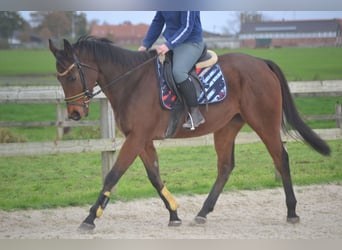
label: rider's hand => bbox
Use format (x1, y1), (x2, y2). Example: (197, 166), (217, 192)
(138, 46), (147, 52)
(156, 44), (169, 55)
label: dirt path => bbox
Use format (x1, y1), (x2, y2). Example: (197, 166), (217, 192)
(0, 184), (341, 239)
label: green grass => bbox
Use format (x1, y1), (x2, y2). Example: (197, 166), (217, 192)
(0, 140), (341, 210)
(1, 47), (342, 81)
(216, 47), (342, 81)
(0, 49), (55, 76)
(0, 153), (103, 210)
(294, 96), (342, 129)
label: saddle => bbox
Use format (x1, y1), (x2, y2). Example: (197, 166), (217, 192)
(195, 46), (218, 69)
(157, 45), (226, 110)
(160, 46), (218, 100)
(155, 46), (227, 138)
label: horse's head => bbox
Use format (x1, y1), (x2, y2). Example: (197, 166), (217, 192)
(49, 38), (98, 120)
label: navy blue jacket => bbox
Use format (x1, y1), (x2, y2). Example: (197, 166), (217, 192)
(142, 11), (203, 50)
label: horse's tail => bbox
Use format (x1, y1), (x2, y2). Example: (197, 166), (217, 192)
(263, 59), (331, 156)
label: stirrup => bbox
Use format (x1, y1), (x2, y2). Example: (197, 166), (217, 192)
(184, 112), (195, 131)
(182, 112), (205, 131)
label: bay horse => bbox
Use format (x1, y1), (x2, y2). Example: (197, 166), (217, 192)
(48, 36), (330, 230)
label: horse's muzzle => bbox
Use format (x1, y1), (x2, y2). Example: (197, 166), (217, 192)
(69, 110), (82, 121)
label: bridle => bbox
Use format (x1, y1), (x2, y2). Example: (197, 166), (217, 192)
(57, 52), (157, 108)
(57, 53), (97, 108)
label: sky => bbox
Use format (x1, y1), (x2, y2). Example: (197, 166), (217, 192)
(21, 11), (342, 34)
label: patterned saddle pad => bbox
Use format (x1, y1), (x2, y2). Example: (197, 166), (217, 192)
(156, 58), (228, 110)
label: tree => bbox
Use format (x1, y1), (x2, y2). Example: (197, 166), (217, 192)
(221, 12), (241, 36)
(73, 12), (87, 38)
(40, 12), (71, 40)
(0, 11), (26, 48)
(31, 11), (87, 43)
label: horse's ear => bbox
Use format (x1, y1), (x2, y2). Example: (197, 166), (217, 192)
(48, 38), (58, 57)
(63, 39), (73, 57)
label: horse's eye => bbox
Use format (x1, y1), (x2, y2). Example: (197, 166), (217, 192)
(68, 74), (77, 82)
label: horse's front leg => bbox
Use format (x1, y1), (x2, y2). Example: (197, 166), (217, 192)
(140, 141), (182, 226)
(79, 137), (144, 231)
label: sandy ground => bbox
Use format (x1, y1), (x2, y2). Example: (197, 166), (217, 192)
(0, 184), (341, 239)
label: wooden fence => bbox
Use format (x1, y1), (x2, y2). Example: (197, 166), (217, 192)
(1, 80), (342, 179)
(0, 86), (116, 181)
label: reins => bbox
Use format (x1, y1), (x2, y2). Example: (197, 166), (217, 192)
(90, 54), (157, 98)
(60, 53), (157, 106)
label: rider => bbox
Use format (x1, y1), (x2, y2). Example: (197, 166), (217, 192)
(139, 11), (205, 130)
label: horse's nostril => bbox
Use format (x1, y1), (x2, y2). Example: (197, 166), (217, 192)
(69, 111), (81, 121)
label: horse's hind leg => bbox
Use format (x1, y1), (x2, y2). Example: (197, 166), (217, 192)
(263, 134), (299, 223)
(195, 116), (244, 224)
(139, 141), (182, 226)
(249, 123), (300, 223)
(279, 143), (300, 223)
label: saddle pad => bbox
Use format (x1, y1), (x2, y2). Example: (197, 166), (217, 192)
(156, 59), (227, 110)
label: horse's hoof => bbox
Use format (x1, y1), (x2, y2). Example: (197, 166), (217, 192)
(78, 222), (96, 231)
(168, 220), (182, 227)
(194, 216), (207, 224)
(287, 216), (300, 224)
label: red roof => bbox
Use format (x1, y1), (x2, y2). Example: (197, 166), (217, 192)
(90, 23), (149, 45)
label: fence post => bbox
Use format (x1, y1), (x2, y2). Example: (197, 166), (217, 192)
(336, 103), (342, 129)
(56, 100), (64, 139)
(100, 99), (116, 183)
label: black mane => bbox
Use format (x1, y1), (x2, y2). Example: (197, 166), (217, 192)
(73, 36), (155, 67)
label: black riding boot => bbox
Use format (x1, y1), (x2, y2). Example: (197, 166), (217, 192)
(177, 77), (205, 130)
